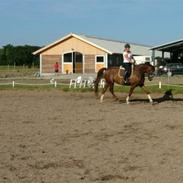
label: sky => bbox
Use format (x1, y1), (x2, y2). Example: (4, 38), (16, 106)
(0, 0), (182, 47)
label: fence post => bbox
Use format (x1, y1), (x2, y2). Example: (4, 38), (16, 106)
(12, 81), (15, 88)
(159, 81), (161, 89)
(54, 81), (57, 88)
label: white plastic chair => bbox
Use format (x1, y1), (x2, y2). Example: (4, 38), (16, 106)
(69, 76), (86, 88)
(99, 79), (105, 88)
(87, 76), (95, 88)
(50, 78), (55, 84)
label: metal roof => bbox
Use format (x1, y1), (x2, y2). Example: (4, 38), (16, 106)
(33, 33), (152, 55)
(78, 34), (152, 55)
(151, 39), (183, 52)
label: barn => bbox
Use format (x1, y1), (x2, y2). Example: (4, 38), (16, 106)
(33, 33), (152, 75)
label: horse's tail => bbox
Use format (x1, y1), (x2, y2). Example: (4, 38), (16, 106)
(94, 67), (107, 97)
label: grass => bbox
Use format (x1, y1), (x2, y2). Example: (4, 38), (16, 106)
(114, 85), (183, 94)
(0, 83), (183, 94)
(0, 65), (38, 71)
(0, 83), (93, 92)
(0, 65), (39, 78)
(0, 65), (38, 69)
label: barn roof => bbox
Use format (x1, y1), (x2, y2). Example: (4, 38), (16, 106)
(79, 34), (152, 55)
(33, 33), (152, 55)
(151, 39), (183, 52)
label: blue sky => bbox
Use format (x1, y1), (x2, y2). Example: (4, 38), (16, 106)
(0, 0), (182, 47)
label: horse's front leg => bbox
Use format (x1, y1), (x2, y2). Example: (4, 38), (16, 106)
(126, 85), (136, 104)
(140, 85), (153, 104)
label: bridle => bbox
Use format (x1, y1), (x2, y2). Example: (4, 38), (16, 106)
(145, 64), (155, 81)
(147, 72), (155, 81)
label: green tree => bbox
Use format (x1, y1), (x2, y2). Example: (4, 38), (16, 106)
(0, 44), (41, 67)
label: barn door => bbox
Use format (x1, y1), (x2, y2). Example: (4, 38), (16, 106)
(63, 52), (73, 74)
(73, 52), (83, 73)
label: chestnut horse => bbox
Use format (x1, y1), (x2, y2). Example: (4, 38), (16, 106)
(94, 63), (155, 104)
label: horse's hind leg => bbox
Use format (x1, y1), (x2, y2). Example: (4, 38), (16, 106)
(109, 83), (118, 100)
(126, 85), (136, 104)
(100, 83), (109, 103)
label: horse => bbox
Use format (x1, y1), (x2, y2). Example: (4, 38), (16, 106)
(94, 62), (155, 104)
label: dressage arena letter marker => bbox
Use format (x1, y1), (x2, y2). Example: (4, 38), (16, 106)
(12, 81), (15, 88)
(159, 81), (162, 89)
(54, 81), (57, 88)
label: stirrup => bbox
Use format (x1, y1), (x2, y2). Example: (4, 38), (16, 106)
(124, 79), (130, 85)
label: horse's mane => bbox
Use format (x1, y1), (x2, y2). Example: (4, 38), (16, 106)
(136, 62), (151, 66)
(135, 62), (153, 69)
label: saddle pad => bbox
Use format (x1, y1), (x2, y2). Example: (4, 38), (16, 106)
(119, 66), (125, 70)
(118, 67), (125, 78)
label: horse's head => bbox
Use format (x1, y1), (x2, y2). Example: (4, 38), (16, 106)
(144, 62), (155, 81)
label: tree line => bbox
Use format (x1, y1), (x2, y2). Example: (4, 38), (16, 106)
(0, 44), (41, 67)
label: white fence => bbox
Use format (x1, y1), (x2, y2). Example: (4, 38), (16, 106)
(0, 81), (62, 88)
(0, 80), (183, 89)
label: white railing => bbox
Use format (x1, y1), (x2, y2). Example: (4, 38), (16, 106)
(0, 80), (183, 89)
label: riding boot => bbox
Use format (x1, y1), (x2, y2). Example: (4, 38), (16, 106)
(124, 72), (128, 84)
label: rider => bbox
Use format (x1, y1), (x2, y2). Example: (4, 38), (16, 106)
(123, 43), (135, 83)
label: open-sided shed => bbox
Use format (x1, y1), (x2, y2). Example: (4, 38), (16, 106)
(151, 39), (183, 63)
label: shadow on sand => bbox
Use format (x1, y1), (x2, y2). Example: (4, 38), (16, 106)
(119, 90), (183, 104)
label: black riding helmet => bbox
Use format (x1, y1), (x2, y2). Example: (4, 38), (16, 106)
(124, 43), (131, 48)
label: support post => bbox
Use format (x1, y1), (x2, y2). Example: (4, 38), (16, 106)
(162, 51), (165, 62)
(152, 50), (155, 66)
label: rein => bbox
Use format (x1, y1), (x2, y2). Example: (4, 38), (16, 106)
(130, 64), (134, 78)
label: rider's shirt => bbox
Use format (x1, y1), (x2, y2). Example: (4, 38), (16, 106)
(123, 51), (132, 63)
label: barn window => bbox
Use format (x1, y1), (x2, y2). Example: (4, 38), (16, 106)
(96, 56), (104, 63)
(64, 53), (72, 63)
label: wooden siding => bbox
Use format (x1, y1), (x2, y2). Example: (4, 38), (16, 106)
(41, 37), (106, 55)
(85, 55), (95, 73)
(42, 55), (61, 73)
(96, 63), (105, 72)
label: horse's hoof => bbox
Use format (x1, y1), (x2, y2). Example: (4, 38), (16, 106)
(100, 95), (104, 103)
(150, 100), (154, 105)
(126, 96), (130, 104)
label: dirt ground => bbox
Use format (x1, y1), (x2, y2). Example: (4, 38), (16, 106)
(0, 90), (183, 183)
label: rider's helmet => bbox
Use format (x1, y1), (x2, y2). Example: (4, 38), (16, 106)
(124, 43), (131, 49)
